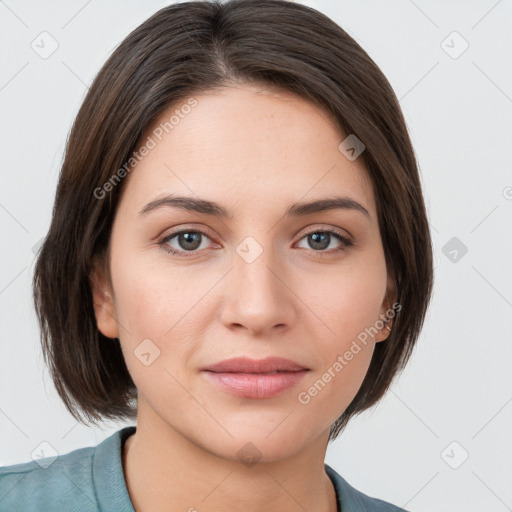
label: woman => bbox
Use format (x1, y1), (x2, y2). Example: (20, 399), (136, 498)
(0, 1), (433, 510)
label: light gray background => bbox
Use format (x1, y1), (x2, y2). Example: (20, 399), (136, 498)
(1, 1), (511, 511)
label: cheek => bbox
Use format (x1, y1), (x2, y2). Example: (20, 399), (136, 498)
(302, 258), (387, 346)
(115, 277), (170, 341)
(110, 254), (213, 376)
(112, 252), (200, 337)
(292, 260), (385, 415)
(111, 270), (189, 400)
(294, 329), (376, 430)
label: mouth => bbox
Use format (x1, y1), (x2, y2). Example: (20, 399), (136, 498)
(202, 357), (310, 399)
(202, 356), (310, 374)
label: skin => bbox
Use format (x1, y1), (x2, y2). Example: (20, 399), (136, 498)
(90, 83), (396, 512)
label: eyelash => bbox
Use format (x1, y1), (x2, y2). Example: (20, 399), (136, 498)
(157, 226), (353, 258)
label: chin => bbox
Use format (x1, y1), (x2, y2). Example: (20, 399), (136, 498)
(195, 420), (319, 465)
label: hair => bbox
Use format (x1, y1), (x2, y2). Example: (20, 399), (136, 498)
(33, 0), (434, 441)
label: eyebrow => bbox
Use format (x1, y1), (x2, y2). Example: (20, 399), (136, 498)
(138, 194), (370, 219)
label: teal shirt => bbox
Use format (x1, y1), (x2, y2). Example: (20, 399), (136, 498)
(0, 426), (409, 511)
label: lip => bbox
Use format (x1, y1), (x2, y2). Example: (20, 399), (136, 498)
(202, 357), (310, 399)
(202, 356), (309, 373)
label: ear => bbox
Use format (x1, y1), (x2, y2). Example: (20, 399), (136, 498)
(374, 274), (397, 343)
(89, 255), (119, 339)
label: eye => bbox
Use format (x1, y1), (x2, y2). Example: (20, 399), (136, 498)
(158, 226), (353, 258)
(295, 228), (353, 254)
(158, 229), (217, 257)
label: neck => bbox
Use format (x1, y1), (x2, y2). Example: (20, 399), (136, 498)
(122, 401), (338, 512)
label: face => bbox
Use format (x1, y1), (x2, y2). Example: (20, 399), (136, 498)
(91, 83), (395, 462)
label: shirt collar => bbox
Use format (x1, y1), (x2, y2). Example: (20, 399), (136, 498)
(92, 425), (136, 512)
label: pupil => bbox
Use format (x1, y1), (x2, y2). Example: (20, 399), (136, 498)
(180, 232), (201, 250)
(309, 233), (329, 250)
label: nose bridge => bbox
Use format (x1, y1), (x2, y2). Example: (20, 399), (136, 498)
(234, 233), (283, 300)
(220, 233), (293, 332)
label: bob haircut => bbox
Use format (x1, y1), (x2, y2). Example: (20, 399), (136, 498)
(33, 0), (434, 441)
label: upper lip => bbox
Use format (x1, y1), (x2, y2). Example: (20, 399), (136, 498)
(202, 357), (309, 373)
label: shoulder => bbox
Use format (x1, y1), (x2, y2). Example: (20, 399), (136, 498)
(325, 464), (411, 512)
(0, 443), (98, 512)
(0, 425), (136, 512)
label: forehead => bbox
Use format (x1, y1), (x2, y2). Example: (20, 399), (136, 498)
(119, 84), (375, 219)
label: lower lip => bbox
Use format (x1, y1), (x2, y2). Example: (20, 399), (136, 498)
(203, 370), (309, 399)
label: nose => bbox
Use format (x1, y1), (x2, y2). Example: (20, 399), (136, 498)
(219, 238), (296, 337)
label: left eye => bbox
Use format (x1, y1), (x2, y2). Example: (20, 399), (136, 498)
(158, 228), (352, 257)
(296, 230), (352, 252)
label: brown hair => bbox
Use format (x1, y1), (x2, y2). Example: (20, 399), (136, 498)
(33, 0), (434, 440)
